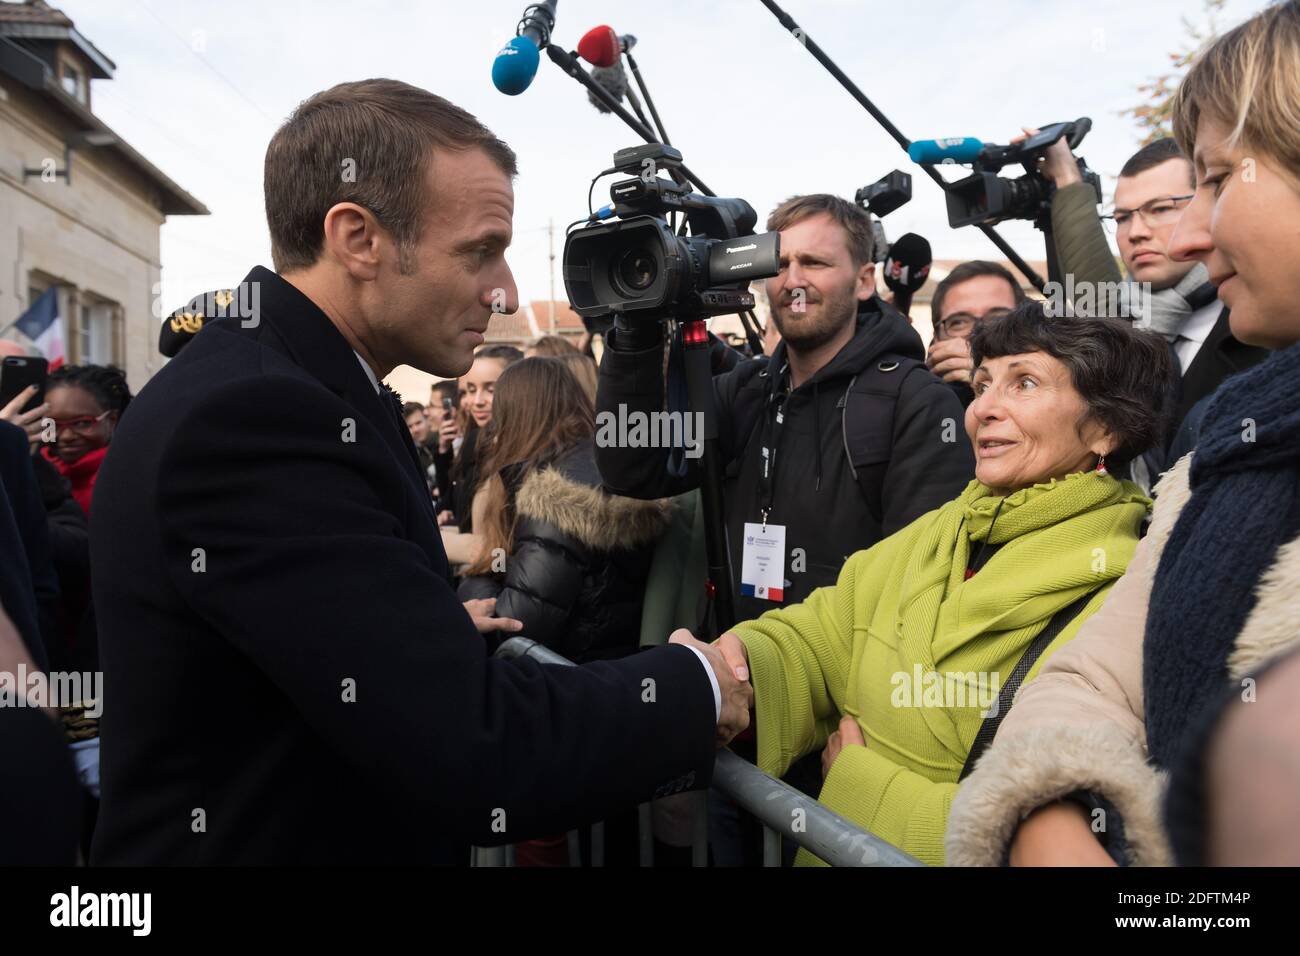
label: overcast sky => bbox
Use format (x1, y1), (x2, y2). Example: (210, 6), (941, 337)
(58, 0), (1264, 314)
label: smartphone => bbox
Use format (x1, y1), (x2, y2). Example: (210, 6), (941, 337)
(0, 356), (49, 414)
(442, 396), (455, 415)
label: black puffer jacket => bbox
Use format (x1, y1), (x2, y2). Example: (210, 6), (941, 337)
(458, 439), (674, 662)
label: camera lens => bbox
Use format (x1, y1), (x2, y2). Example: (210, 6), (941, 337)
(615, 248), (658, 294)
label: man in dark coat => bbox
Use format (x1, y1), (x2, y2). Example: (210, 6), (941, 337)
(89, 79), (749, 865)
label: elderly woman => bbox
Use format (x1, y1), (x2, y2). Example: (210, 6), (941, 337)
(946, 0), (1300, 867)
(707, 303), (1172, 865)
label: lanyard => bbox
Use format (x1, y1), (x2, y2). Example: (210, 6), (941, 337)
(757, 363), (791, 531)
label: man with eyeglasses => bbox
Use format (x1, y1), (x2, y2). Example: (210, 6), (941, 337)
(1037, 135), (1269, 491)
(925, 260), (1027, 407)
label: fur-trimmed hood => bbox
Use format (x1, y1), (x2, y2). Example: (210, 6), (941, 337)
(945, 452), (1300, 866)
(515, 454), (675, 552)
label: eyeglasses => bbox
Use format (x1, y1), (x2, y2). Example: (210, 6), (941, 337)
(937, 308), (1012, 340)
(1100, 195), (1194, 234)
(52, 411), (111, 434)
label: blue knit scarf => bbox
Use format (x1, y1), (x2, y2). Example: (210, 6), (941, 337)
(1145, 340), (1300, 769)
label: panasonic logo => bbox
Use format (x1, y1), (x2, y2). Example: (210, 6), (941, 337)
(725, 243), (758, 253)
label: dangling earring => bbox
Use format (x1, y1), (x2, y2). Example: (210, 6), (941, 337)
(1095, 454), (1108, 476)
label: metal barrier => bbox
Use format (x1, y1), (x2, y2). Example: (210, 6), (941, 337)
(474, 637), (922, 868)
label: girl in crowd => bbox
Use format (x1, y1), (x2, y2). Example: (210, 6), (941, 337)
(946, 0), (1300, 866)
(43, 364), (131, 517)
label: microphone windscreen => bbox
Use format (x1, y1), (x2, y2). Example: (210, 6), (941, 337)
(492, 36), (540, 96)
(577, 25), (620, 68)
(587, 61), (628, 114)
(883, 233), (933, 294)
(907, 137), (984, 166)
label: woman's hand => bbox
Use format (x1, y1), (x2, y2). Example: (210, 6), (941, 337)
(1008, 800), (1116, 867)
(821, 714), (866, 780)
(713, 631), (749, 682)
(0, 386), (49, 452)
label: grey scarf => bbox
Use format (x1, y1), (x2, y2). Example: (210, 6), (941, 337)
(1132, 262), (1218, 341)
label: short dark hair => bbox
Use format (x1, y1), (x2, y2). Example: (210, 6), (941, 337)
(431, 380), (458, 405)
(969, 301), (1175, 468)
(402, 401), (426, 419)
(48, 364), (132, 415)
(930, 261), (1027, 330)
(1119, 138), (1193, 186)
(265, 79), (518, 274)
(474, 344), (524, 366)
(766, 194), (874, 266)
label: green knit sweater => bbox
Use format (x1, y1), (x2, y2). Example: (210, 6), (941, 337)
(732, 471), (1149, 866)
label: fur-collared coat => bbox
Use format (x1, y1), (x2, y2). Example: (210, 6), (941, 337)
(459, 440), (675, 663)
(945, 453), (1300, 865)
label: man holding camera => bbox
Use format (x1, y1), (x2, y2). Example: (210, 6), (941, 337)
(596, 194), (974, 626)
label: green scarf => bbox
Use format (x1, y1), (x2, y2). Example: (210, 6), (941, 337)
(888, 470), (1150, 758)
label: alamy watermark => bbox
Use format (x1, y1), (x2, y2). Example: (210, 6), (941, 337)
(1042, 275), (1152, 321)
(0, 665), (102, 717)
(890, 665), (1000, 718)
(596, 403), (704, 460)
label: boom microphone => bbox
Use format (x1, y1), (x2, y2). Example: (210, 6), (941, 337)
(906, 137), (984, 166)
(587, 61), (629, 114)
(491, 1), (559, 96)
(882, 232), (932, 319)
(577, 25), (637, 68)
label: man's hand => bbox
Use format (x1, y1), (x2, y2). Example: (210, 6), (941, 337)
(437, 414), (460, 454)
(436, 509), (456, 527)
(0, 386), (49, 452)
(1008, 800), (1116, 867)
(462, 597), (523, 636)
(821, 714), (866, 780)
(1017, 126), (1082, 189)
(926, 336), (975, 385)
(669, 628), (753, 748)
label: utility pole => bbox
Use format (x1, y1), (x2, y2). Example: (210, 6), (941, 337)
(548, 218), (557, 333)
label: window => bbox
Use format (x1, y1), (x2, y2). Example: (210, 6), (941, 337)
(71, 293), (121, 365)
(60, 62), (85, 104)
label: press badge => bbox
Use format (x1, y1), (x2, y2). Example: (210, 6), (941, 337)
(740, 522), (786, 602)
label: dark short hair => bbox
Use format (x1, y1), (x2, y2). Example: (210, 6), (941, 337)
(265, 79), (518, 274)
(1120, 138), (1193, 186)
(766, 194), (874, 266)
(401, 401), (426, 419)
(931, 260), (1027, 330)
(474, 344), (524, 365)
(48, 364), (133, 415)
(430, 380), (458, 404)
(969, 301), (1175, 468)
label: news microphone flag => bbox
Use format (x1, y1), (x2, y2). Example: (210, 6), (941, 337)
(14, 287), (65, 365)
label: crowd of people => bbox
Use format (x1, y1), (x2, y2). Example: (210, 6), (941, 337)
(3, 0), (1300, 870)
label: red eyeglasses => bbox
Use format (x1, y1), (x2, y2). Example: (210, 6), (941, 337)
(51, 411), (111, 434)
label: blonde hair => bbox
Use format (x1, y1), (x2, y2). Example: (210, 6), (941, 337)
(1172, 0), (1300, 181)
(556, 352), (598, 404)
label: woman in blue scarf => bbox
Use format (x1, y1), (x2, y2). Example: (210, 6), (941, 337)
(947, 0), (1300, 866)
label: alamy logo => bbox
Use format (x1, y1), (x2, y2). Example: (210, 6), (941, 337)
(596, 404), (703, 459)
(890, 665), (1001, 717)
(50, 886), (151, 936)
(0, 665), (101, 717)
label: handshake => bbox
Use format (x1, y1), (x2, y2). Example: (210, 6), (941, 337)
(668, 629), (753, 748)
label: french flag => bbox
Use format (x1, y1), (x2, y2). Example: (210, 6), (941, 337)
(14, 288), (65, 368)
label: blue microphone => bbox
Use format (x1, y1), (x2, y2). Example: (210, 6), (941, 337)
(491, 2), (558, 96)
(907, 137), (985, 165)
(492, 36), (541, 95)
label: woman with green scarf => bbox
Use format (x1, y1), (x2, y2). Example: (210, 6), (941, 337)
(707, 303), (1175, 865)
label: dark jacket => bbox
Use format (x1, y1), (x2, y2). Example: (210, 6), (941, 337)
(434, 425), (481, 532)
(0, 421), (56, 670)
(459, 439), (673, 663)
(596, 297), (974, 624)
(89, 266), (716, 865)
(31, 454), (95, 675)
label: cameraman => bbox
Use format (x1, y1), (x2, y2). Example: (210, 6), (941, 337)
(595, 194), (974, 625)
(1035, 134), (1269, 488)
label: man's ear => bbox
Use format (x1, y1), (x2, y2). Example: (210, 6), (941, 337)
(321, 202), (383, 281)
(855, 260), (877, 301)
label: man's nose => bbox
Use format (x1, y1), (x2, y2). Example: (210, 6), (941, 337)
(783, 261), (807, 291)
(1126, 214), (1153, 242)
(1168, 191), (1213, 263)
(485, 267), (519, 315)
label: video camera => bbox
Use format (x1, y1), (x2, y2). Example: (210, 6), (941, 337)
(855, 169), (912, 264)
(912, 119), (1103, 229)
(563, 144), (781, 322)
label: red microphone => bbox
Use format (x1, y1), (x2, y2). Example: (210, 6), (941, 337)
(577, 25), (630, 67)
